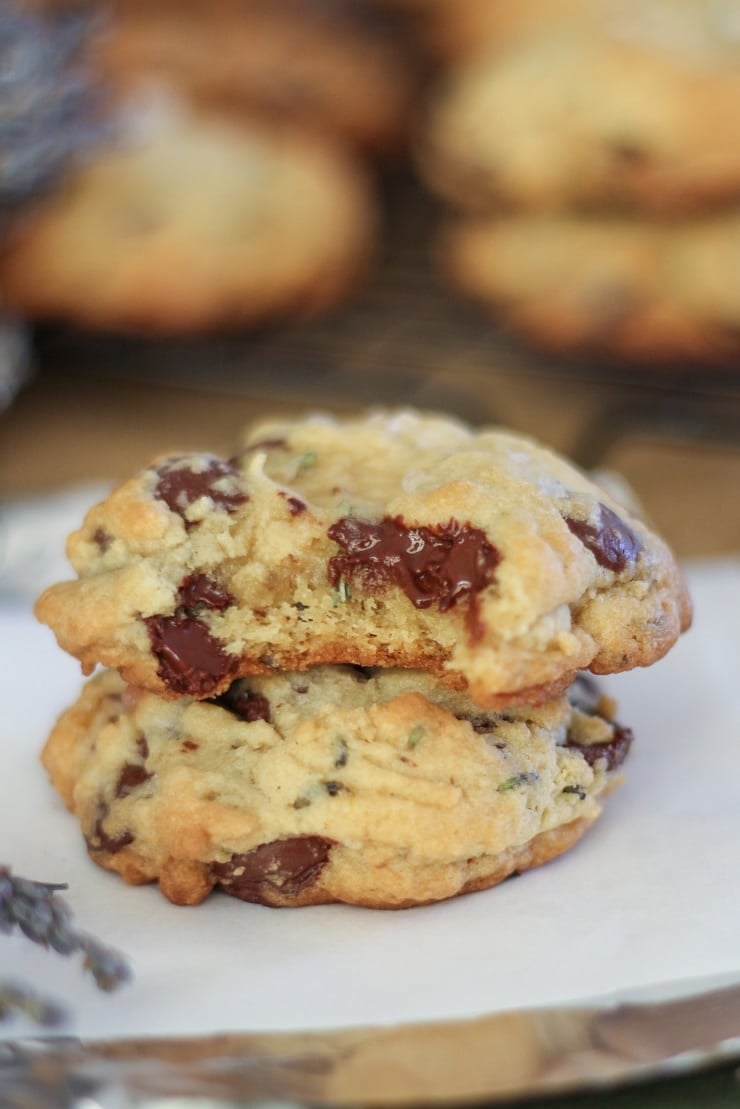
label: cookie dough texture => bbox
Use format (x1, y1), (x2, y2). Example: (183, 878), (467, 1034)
(42, 666), (630, 908)
(419, 2), (740, 213)
(0, 98), (375, 333)
(35, 410), (691, 708)
(444, 211), (740, 364)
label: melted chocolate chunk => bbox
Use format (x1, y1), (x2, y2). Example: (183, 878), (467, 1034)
(327, 516), (500, 616)
(213, 685), (271, 724)
(564, 503), (641, 572)
(146, 614), (238, 697)
(211, 837), (333, 903)
(178, 573), (234, 611)
(280, 491), (307, 516)
(136, 736), (149, 759)
(115, 763), (153, 799)
(87, 806), (134, 854)
(566, 724), (633, 772)
(154, 456), (247, 520)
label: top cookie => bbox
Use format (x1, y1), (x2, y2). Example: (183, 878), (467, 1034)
(35, 410), (691, 708)
(419, 0), (740, 214)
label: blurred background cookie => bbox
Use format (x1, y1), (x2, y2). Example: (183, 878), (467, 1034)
(95, 0), (418, 161)
(418, 2), (740, 215)
(0, 93), (376, 334)
(443, 210), (740, 365)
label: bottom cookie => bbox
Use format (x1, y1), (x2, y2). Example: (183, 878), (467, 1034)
(42, 666), (632, 909)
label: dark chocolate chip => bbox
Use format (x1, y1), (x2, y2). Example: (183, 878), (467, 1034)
(136, 736), (149, 759)
(323, 780), (345, 796)
(279, 491), (307, 516)
(146, 613), (238, 697)
(465, 714), (499, 735)
(564, 503), (641, 572)
(213, 685), (271, 724)
(182, 739), (199, 751)
(154, 456), (247, 521)
(211, 837), (333, 903)
(92, 527), (111, 552)
(566, 725), (633, 772)
(115, 763), (153, 799)
(87, 805), (134, 854)
(177, 573), (234, 611)
(327, 516), (500, 620)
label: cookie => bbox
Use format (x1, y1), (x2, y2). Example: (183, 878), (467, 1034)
(0, 93), (375, 333)
(42, 666), (631, 908)
(443, 210), (740, 365)
(419, 3), (740, 213)
(393, 0), (725, 62)
(35, 410), (691, 708)
(98, 0), (416, 158)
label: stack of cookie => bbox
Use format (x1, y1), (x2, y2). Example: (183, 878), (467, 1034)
(415, 0), (740, 365)
(37, 410), (691, 909)
(0, 0), (416, 333)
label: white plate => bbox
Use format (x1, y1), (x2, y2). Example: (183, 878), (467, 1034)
(1, 560), (739, 1043)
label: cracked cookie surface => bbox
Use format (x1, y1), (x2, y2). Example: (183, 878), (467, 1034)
(35, 410), (691, 708)
(42, 667), (631, 908)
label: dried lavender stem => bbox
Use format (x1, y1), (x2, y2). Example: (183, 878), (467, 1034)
(0, 865), (131, 997)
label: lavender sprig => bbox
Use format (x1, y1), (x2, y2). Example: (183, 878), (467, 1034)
(0, 981), (66, 1026)
(0, 865), (131, 994)
(0, 0), (108, 208)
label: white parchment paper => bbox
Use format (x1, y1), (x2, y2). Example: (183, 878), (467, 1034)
(1, 560), (739, 1041)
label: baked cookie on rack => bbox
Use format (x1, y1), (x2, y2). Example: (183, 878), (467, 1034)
(419, 2), (740, 213)
(98, 0), (416, 159)
(42, 666), (632, 908)
(389, 0), (728, 62)
(0, 93), (376, 333)
(35, 410), (691, 708)
(443, 210), (740, 365)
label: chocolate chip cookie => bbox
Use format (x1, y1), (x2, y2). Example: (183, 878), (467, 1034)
(99, 0), (416, 158)
(397, 0), (733, 63)
(35, 410), (691, 708)
(443, 210), (740, 364)
(42, 666), (631, 908)
(0, 93), (376, 333)
(419, 2), (740, 213)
